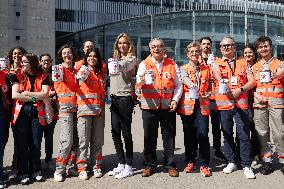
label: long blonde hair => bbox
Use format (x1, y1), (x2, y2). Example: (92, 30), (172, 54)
(113, 33), (135, 59)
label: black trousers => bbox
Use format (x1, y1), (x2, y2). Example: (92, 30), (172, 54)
(111, 95), (133, 166)
(142, 109), (176, 169)
(13, 104), (42, 177)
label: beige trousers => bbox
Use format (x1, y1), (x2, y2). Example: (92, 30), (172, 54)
(76, 109), (105, 172)
(254, 107), (284, 163)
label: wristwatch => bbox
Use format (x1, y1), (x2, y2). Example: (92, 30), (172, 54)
(240, 87), (244, 92)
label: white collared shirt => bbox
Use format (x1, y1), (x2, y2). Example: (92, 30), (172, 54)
(136, 57), (183, 102)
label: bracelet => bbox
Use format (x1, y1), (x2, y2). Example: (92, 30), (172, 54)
(31, 96), (36, 103)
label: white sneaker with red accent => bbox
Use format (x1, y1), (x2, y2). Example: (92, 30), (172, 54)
(78, 171), (88, 180)
(107, 163), (125, 176)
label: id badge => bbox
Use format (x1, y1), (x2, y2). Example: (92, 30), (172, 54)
(231, 76), (238, 86)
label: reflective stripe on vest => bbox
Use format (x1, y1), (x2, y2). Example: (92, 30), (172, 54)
(214, 58), (249, 110)
(139, 57), (176, 110)
(58, 92), (76, 98)
(253, 58), (284, 108)
(12, 74), (47, 126)
(77, 94), (99, 101)
(54, 64), (77, 113)
(256, 87), (283, 93)
(76, 68), (101, 116)
(177, 63), (210, 115)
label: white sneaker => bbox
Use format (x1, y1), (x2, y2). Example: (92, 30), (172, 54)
(107, 163), (125, 176)
(78, 171), (88, 180)
(54, 172), (64, 182)
(223, 163), (237, 174)
(0, 183), (5, 189)
(115, 165), (133, 179)
(20, 177), (31, 185)
(31, 172), (45, 182)
(93, 168), (103, 178)
(243, 167), (256, 179)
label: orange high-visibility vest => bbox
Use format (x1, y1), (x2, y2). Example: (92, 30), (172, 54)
(214, 58), (249, 110)
(75, 60), (106, 108)
(177, 62), (211, 115)
(138, 57), (176, 110)
(53, 64), (77, 113)
(11, 74), (47, 126)
(0, 70), (11, 110)
(252, 58), (284, 108)
(76, 66), (101, 117)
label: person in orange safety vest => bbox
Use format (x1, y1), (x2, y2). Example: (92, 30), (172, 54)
(136, 38), (182, 178)
(11, 53), (50, 184)
(53, 45), (78, 182)
(75, 48), (105, 180)
(212, 36), (256, 179)
(177, 41), (212, 177)
(252, 36), (284, 175)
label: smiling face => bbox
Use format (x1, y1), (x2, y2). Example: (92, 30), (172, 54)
(40, 55), (52, 71)
(117, 37), (130, 57)
(87, 51), (98, 67)
(187, 46), (200, 64)
(256, 41), (272, 59)
(21, 56), (31, 73)
(12, 48), (23, 64)
(220, 38), (236, 59)
(61, 48), (73, 64)
(149, 39), (165, 62)
(243, 47), (255, 64)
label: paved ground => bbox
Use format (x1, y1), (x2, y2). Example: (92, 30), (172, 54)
(3, 105), (284, 188)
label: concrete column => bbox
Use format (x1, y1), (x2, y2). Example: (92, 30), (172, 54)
(137, 37), (141, 60)
(175, 39), (180, 60)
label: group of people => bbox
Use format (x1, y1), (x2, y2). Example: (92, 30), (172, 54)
(0, 33), (283, 188)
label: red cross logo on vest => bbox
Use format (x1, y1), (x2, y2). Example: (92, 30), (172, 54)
(163, 72), (171, 79)
(54, 73), (61, 80)
(79, 70), (86, 76)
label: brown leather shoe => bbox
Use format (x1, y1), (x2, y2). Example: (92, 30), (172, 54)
(142, 168), (155, 177)
(168, 168), (179, 177)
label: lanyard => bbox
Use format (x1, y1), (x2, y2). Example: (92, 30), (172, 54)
(189, 61), (200, 89)
(227, 58), (236, 76)
(261, 57), (274, 69)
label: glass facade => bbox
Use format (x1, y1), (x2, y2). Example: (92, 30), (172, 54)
(57, 10), (284, 64)
(55, 0), (284, 35)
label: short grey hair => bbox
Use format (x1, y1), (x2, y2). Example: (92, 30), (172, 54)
(220, 36), (235, 45)
(149, 37), (165, 48)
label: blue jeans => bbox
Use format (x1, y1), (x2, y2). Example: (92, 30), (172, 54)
(220, 107), (251, 167)
(42, 120), (56, 162)
(210, 100), (222, 150)
(13, 104), (43, 177)
(0, 111), (4, 184)
(180, 100), (210, 167)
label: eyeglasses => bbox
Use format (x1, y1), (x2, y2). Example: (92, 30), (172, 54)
(221, 44), (235, 49)
(188, 50), (200, 54)
(150, 45), (164, 50)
